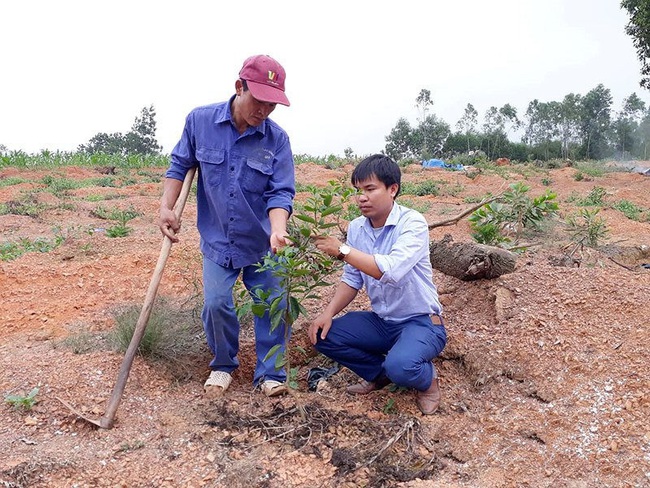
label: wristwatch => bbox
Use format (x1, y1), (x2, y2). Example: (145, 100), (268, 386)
(337, 244), (351, 260)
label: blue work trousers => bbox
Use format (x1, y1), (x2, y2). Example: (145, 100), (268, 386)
(202, 257), (288, 385)
(314, 311), (447, 391)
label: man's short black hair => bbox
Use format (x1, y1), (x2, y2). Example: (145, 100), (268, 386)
(351, 154), (401, 198)
(241, 79), (249, 91)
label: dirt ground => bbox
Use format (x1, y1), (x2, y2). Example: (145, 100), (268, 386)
(1, 160), (649, 488)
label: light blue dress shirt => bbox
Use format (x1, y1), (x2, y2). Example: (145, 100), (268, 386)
(341, 202), (442, 321)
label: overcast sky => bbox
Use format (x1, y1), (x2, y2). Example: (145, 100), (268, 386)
(0, 0), (645, 158)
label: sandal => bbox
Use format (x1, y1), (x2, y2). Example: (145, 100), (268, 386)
(204, 370), (232, 398)
(261, 380), (288, 397)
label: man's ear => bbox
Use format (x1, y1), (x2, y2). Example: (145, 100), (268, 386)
(390, 183), (399, 198)
(235, 79), (243, 96)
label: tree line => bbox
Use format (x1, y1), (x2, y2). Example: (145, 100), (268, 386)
(383, 84), (650, 164)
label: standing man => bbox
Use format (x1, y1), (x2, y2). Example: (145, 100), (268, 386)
(159, 55), (295, 398)
(309, 154), (447, 414)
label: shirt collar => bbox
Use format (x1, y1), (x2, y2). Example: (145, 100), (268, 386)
(362, 201), (402, 232)
(219, 95), (266, 136)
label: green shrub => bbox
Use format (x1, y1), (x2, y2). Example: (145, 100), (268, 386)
(578, 186), (607, 206)
(469, 182), (558, 245)
(612, 199), (644, 221)
(0, 234), (64, 261)
(4, 387), (39, 411)
(401, 180), (440, 197)
(565, 208), (608, 247)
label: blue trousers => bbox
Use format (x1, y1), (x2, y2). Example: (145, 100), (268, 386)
(314, 311), (447, 391)
(202, 257), (288, 385)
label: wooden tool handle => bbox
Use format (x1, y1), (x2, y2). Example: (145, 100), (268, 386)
(100, 167), (196, 429)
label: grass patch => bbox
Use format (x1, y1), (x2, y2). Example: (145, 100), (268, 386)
(611, 199), (645, 221)
(108, 297), (205, 380)
(399, 198), (432, 214)
(463, 192), (493, 204)
(0, 234), (64, 261)
(401, 180), (440, 197)
(0, 177), (27, 187)
(41, 175), (84, 195)
(574, 160), (630, 177)
(84, 193), (124, 202)
(0, 197), (46, 217)
(58, 331), (103, 354)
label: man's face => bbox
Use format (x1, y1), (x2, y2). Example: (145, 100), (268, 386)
(353, 175), (398, 227)
(235, 81), (277, 127)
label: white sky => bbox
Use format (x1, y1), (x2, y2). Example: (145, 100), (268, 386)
(0, 0), (645, 157)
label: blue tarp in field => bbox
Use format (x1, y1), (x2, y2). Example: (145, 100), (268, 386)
(422, 159), (464, 171)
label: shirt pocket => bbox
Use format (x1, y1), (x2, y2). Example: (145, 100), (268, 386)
(196, 147), (226, 187)
(241, 157), (273, 194)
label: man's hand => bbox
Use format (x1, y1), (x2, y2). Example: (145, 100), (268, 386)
(312, 235), (342, 258)
(159, 177), (184, 243)
(309, 312), (333, 345)
(270, 231), (292, 254)
(158, 207), (181, 243)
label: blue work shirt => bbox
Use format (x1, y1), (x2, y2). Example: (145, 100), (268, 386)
(341, 202), (442, 321)
(165, 97), (295, 269)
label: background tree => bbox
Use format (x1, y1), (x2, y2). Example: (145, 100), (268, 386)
(559, 94), (582, 160)
(579, 84), (613, 160)
(384, 117), (416, 161)
(622, 0), (650, 89)
(415, 89), (434, 124)
(611, 92), (645, 158)
(482, 106), (512, 159)
(499, 103), (522, 138)
(456, 103), (479, 152)
(636, 107), (650, 158)
(415, 89), (434, 156)
(79, 105), (162, 155)
(413, 114), (451, 160)
(524, 100), (561, 160)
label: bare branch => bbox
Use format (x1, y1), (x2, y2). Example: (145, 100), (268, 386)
(427, 196), (501, 230)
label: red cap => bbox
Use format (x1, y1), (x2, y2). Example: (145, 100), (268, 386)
(239, 54), (290, 106)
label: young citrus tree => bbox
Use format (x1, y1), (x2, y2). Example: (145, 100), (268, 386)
(242, 181), (354, 391)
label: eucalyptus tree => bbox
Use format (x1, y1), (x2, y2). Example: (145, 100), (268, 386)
(635, 109), (650, 158)
(559, 94), (583, 160)
(579, 84), (613, 160)
(499, 103), (522, 137)
(611, 93), (646, 158)
(482, 106), (502, 159)
(524, 100), (562, 160)
(413, 114), (451, 159)
(415, 89), (434, 124)
(456, 103), (479, 152)
(415, 89), (434, 155)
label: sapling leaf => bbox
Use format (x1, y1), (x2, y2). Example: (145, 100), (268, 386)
(264, 344), (282, 362)
(274, 351), (287, 369)
(321, 205), (342, 217)
(251, 303), (267, 318)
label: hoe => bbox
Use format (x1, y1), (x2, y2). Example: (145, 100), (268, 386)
(57, 168), (196, 428)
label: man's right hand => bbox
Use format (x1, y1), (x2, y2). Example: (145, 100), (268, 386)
(309, 313), (333, 345)
(158, 207), (181, 243)
(158, 177), (185, 243)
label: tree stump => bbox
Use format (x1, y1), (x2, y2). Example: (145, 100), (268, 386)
(430, 234), (517, 281)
